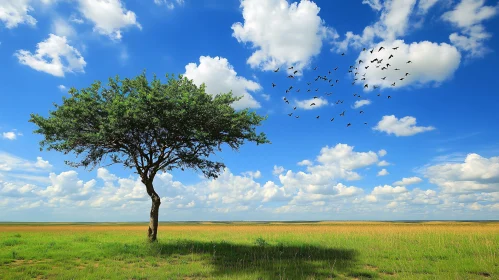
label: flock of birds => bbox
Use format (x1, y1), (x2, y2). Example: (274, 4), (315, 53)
(273, 46), (414, 127)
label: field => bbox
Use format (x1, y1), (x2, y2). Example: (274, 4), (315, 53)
(0, 222), (498, 279)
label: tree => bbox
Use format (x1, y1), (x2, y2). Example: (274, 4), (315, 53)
(29, 72), (270, 241)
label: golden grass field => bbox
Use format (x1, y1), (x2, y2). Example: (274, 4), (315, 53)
(1, 222), (498, 279)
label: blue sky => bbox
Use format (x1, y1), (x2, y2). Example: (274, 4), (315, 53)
(1, 0), (499, 222)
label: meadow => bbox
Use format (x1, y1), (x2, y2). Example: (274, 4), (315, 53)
(0, 222), (498, 279)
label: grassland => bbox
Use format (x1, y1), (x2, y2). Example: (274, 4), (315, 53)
(0, 222), (498, 279)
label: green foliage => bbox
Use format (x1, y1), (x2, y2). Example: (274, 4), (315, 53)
(29, 71), (270, 180)
(254, 237), (268, 247)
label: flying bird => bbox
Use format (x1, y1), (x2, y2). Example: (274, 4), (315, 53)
(400, 78), (405, 81)
(364, 84), (368, 88)
(313, 96), (318, 99)
(272, 83), (276, 87)
(392, 47), (399, 50)
(388, 95), (392, 99)
(296, 116), (300, 118)
(341, 53), (345, 56)
(378, 46), (385, 52)
(293, 106), (297, 110)
(394, 68), (400, 71)
(359, 60), (364, 64)
(307, 82), (311, 86)
(347, 123), (351, 127)
(391, 82), (396, 86)
(310, 103), (316, 106)
(288, 66), (294, 70)
(340, 111), (345, 116)
(274, 68), (279, 72)
(331, 117), (335, 121)
(365, 66), (369, 69)
(288, 113), (293, 116)
(314, 66), (318, 70)
(294, 70), (298, 74)
(388, 54), (394, 59)
(316, 116), (320, 119)
(405, 73), (410, 76)
(336, 79), (339, 83)
(360, 110), (364, 114)
(407, 60), (412, 63)
(370, 49), (374, 54)
(335, 67), (338, 70)
(288, 75), (294, 78)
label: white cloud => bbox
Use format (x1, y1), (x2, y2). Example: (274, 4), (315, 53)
(77, 0), (142, 40)
(372, 185), (408, 195)
(393, 176), (423, 186)
(425, 153), (499, 193)
(378, 160), (390, 167)
(442, 0), (498, 58)
(354, 40), (461, 90)
(363, 0), (382, 11)
(231, 0), (336, 75)
(374, 115), (435, 137)
(51, 17), (76, 38)
(297, 160), (313, 166)
(58, 85), (67, 91)
(2, 132), (17, 140)
(0, 152), (52, 173)
(35, 157), (52, 169)
(353, 99), (371, 109)
(15, 34), (86, 77)
(333, 0), (418, 52)
(273, 165), (285, 176)
(294, 97), (328, 110)
(0, 0), (37, 29)
(417, 0), (440, 15)
(378, 149), (387, 157)
(377, 169), (389, 176)
(154, 0), (184, 9)
(184, 56), (261, 110)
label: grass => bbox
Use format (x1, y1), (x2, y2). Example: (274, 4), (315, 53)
(0, 222), (498, 279)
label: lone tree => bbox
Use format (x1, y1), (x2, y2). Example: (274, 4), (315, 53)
(29, 72), (269, 241)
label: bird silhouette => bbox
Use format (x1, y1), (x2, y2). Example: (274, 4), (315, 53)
(340, 111), (345, 116)
(363, 48), (366, 51)
(371, 58), (378, 63)
(288, 75), (294, 78)
(307, 82), (311, 86)
(313, 96), (318, 99)
(392, 47), (399, 50)
(274, 68), (279, 72)
(316, 116), (320, 119)
(370, 49), (374, 54)
(360, 110), (364, 114)
(386, 63), (391, 67)
(288, 66), (294, 70)
(373, 85), (379, 89)
(361, 78), (366, 81)
(296, 116), (300, 118)
(285, 100), (290, 104)
(314, 67), (318, 70)
(364, 84), (368, 88)
(394, 68), (400, 71)
(364, 122), (368, 125)
(388, 95), (392, 99)
(315, 77), (319, 81)
(293, 106), (297, 110)
(331, 117), (335, 121)
(296, 89), (300, 92)
(405, 73), (410, 76)
(341, 53), (345, 56)
(400, 78), (404, 81)
(335, 67), (338, 70)
(315, 88), (319, 92)
(359, 60), (364, 64)
(336, 79), (340, 83)
(378, 46), (385, 52)
(407, 60), (412, 63)
(365, 66), (369, 69)
(294, 70), (298, 74)
(377, 93), (381, 96)
(288, 113), (293, 116)
(272, 83), (276, 87)
(347, 123), (351, 127)
(391, 82), (396, 86)
(307, 89), (311, 92)
(310, 103), (316, 106)
(388, 54), (394, 59)
(382, 67), (387, 70)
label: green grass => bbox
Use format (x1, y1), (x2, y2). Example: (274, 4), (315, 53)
(0, 222), (498, 279)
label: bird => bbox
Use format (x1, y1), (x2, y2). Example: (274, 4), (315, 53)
(329, 79), (332, 83)
(330, 117), (335, 121)
(294, 70), (298, 74)
(360, 110), (364, 114)
(336, 79), (339, 83)
(307, 89), (311, 92)
(288, 75), (294, 78)
(288, 86), (293, 90)
(314, 66), (318, 70)
(388, 54), (394, 59)
(407, 60), (412, 63)
(378, 46), (385, 52)
(378, 59), (383, 64)
(285, 89), (290, 93)
(293, 106), (297, 110)
(405, 73), (410, 76)
(285, 100), (290, 104)
(386, 63), (391, 67)
(355, 72), (359, 76)
(392, 47), (399, 50)
(328, 71), (331, 75)
(352, 82), (356, 85)
(272, 83), (276, 87)
(364, 122), (368, 125)
(362, 73), (366, 77)
(388, 95), (392, 99)
(326, 92), (333, 96)
(381, 67), (387, 70)
(394, 68), (400, 71)
(340, 100), (344, 104)
(348, 70), (353, 73)
(330, 84), (334, 87)
(316, 116), (320, 119)
(310, 103), (316, 106)
(341, 53), (345, 56)
(359, 60), (364, 64)
(335, 67), (338, 70)
(373, 85), (379, 89)
(370, 49), (374, 54)
(307, 82), (311, 86)
(400, 78), (405, 81)
(363, 48), (366, 51)
(288, 66), (294, 69)
(288, 113), (293, 116)
(365, 66), (369, 69)
(376, 65), (380, 68)
(347, 123), (351, 127)
(377, 93), (381, 96)
(371, 58), (378, 63)
(274, 68), (279, 72)
(296, 116), (300, 118)
(391, 82), (396, 86)
(361, 78), (366, 81)
(364, 84), (368, 88)
(315, 88), (319, 92)
(313, 96), (318, 99)
(315, 77), (319, 81)
(340, 111), (345, 116)
(296, 89), (300, 92)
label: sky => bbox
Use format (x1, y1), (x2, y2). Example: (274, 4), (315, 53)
(1, 0), (499, 222)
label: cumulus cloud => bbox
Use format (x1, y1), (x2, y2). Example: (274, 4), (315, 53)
(334, 0), (418, 52)
(377, 169), (389, 176)
(231, 0), (336, 75)
(378, 160), (390, 167)
(154, 0), (184, 9)
(77, 0), (141, 40)
(273, 165), (285, 176)
(2, 132), (17, 140)
(374, 115), (435, 137)
(184, 56), (261, 110)
(294, 97), (328, 110)
(15, 34), (86, 77)
(0, 152), (52, 172)
(393, 176), (423, 186)
(51, 17), (76, 38)
(0, 0), (36, 28)
(297, 160), (313, 166)
(354, 40), (461, 90)
(58, 85), (67, 91)
(425, 153), (499, 193)
(378, 149), (387, 157)
(372, 185), (408, 195)
(353, 99), (371, 109)
(442, 0), (498, 58)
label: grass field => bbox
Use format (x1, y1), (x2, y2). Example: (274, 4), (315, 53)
(0, 222), (498, 279)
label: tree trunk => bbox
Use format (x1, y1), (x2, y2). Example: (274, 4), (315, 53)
(144, 179), (161, 242)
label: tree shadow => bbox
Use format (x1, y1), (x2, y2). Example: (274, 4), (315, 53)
(149, 239), (359, 279)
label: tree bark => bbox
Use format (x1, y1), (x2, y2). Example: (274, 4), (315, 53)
(144, 179), (161, 242)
